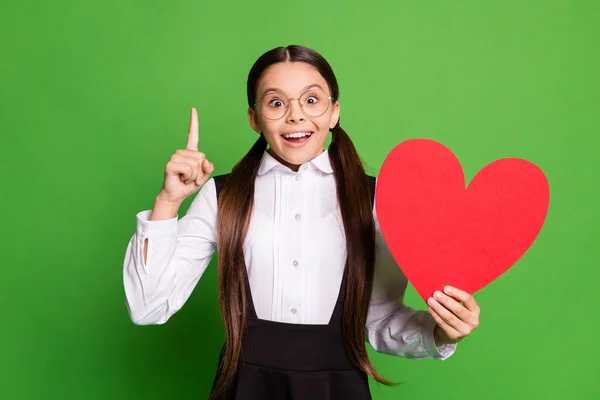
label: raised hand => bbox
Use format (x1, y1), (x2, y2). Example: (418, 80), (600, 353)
(158, 107), (215, 205)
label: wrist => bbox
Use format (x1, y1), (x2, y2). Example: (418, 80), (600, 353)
(151, 193), (181, 221)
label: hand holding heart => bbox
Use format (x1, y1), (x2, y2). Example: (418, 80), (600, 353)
(427, 285), (480, 346)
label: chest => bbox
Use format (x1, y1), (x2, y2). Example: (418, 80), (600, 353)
(243, 172), (348, 263)
(240, 172), (349, 322)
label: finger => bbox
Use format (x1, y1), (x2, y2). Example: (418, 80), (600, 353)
(186, 107), (199, 151)
(202, 159), (214, 174)
(432, 290), (471, 321)
(427, 297), (470, 333)
(196, 159), (214, 185)
(428, 307), (461, 340)
(443, 286), (480, 313)
(176, 149), (205, 157)
(173, 153), (207, 186)
(172, 152), (205, 168)
(166, 161), (193, 181)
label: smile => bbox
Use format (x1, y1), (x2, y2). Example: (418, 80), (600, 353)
(282, 131), (313, 147)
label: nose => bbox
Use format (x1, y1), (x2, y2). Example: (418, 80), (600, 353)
(286, 98), (305, 123)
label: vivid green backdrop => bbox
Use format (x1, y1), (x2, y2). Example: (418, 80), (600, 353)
(1, 1), (598, 399)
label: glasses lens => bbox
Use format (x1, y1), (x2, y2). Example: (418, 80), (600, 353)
(260, 93), (288, 120)
(258, 88), (331, 120)
(300, 88), (330, 117)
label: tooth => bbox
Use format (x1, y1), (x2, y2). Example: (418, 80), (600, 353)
(284, 132), (312, 139)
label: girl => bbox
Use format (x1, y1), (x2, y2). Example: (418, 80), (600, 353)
(123, 45), (481, 400)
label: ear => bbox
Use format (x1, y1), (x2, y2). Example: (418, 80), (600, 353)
(329, 101), (340, 130)
(248, 107), (262, 134)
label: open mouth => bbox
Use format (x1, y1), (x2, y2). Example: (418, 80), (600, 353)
(282, 131), (314, 147)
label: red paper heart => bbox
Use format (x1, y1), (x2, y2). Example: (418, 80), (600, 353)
(376, 139), (549, 302)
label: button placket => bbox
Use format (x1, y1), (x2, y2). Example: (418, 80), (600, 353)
(286, 171), (304, 322)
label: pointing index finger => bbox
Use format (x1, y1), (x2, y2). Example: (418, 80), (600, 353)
(186, 107), (198, 151)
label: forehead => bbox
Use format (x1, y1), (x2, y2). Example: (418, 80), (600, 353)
(257, 62), (328, 96)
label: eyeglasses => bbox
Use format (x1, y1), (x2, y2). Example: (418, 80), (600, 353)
(253, 87), (333, 120)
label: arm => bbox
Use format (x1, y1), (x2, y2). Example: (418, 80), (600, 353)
(122, 178), (218, 325)
(365, 184), (457, 360)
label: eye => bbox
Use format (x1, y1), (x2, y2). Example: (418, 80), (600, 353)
(305, 96), (318, 105)
(268, 98), (285, 108)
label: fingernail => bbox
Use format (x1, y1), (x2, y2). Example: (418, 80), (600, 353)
(444, 286), (453, 294)
(427, 297), (435, 305)
(434, 291), (442, 299)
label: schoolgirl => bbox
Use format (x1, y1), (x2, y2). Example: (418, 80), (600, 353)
(123, 45), (481, 399)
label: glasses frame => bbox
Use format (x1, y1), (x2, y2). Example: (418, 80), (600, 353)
(253, 88), (334, 120)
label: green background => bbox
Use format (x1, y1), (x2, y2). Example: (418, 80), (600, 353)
(1, 1), (598, 399)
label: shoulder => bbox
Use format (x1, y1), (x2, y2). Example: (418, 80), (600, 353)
(184, 176), (219, 217)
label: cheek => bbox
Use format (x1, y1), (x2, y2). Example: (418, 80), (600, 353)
(260, 121), (284, 145)
(315, 114), (334, 132)
(255, 116), (276, 134)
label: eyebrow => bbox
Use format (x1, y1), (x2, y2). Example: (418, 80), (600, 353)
(260, 83), (325, 98)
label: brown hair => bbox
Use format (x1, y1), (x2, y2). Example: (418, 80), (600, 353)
(212, 45), (393, 398)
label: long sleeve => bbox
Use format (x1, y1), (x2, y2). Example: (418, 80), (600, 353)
(365, 187), (457, 360)
(122, 178), (218, 325)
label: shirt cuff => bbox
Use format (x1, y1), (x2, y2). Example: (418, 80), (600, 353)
(136, 210), (178, 238)
(422, 316), (457, 360)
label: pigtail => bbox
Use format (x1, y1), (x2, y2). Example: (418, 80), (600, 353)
(211, 134), (267, 399)
(330, 123), (395, 387)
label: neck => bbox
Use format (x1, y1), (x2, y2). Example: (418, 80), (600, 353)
(267, 148), (326, 172)
(267, 149), (300, 172)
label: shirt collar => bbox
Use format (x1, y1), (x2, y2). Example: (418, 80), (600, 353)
(257, 148), (334, 175)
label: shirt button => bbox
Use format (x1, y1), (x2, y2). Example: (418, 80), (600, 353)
(303, 164), (309, 170)
(295, 175), (301, 181)
(291, 308), (297, 314)
(293, 260), (299, 267)
(294, 213), (301, 220)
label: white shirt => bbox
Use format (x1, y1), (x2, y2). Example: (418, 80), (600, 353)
(123, 148), (456, 360)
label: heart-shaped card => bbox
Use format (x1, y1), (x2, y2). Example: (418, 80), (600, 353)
(376, 139), (549, 302)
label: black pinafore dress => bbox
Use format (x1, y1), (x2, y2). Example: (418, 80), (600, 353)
(210, 174), (376, 400)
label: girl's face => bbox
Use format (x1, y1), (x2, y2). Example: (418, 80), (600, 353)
(248, 61), (340, 171)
